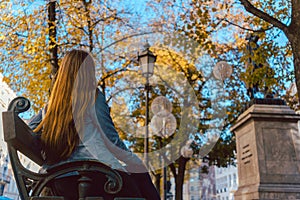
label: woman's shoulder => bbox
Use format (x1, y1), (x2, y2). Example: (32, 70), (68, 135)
(95, 88), (107, 103)
(94, 88), (109, 113)
(96, 88), (104, 97)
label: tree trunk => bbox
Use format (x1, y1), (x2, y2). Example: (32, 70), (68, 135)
(175, 157), (188, 200)
(287, 2), (300, 103)
(289, 34), (300, 103)
(154, 171), (161, 195)
(82, 0), (93, 52)
(48, 1), (58, 93)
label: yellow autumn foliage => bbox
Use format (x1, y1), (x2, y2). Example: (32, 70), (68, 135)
(0, 0), (145, 111)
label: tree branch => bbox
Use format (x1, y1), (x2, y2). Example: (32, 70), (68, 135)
(223, 18), (274, 32)
(59, 42), (90, 47)
(101, 31), (160, 52)
(101, 65), (129, 81)
(239, 0), (289, 33)
(106, 85), (143, 103)
(91, 13), (117, 28)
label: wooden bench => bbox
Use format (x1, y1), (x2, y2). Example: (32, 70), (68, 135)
(2, 97), (145, 200)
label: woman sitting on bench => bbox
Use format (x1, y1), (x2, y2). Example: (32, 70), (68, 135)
(28, 49), (160, 200)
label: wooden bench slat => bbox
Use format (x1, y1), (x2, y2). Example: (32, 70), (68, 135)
(30, 197), (64, 200)
(114, 198), (146, 200)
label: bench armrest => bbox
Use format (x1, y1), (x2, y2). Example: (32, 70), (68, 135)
(2, 111), (44, 165)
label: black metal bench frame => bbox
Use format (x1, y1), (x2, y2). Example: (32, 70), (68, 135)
(2, 97), (144, 200)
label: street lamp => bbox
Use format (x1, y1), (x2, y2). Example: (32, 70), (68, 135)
(138, 43), (157, 167)
(139, 43), (156, 78)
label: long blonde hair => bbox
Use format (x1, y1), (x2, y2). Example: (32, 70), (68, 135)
(35, 49), (96, 164)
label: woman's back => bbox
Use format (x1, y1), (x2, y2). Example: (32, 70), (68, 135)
(28, 49), (160, 199)
(66, 93), (124, 170)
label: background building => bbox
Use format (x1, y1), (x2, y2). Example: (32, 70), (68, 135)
(0, 73), (18, 199)
(0, 74), (16, 154)
(180, 160), (217, 200)
(171, 160), (238, 200)
(0, 74), (39, 199)
(200, 164), (216, 200)
(215, 165), (238, 200)
(186, 167), (202, 200)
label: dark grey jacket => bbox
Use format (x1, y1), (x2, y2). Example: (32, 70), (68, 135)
(28, 90), (143, 172)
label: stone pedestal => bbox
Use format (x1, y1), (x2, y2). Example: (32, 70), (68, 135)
(231, 101), (300, 200)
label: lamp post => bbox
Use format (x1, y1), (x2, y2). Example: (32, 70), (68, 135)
(138, 43), (156, 167)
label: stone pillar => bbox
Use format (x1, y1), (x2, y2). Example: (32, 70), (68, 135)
(231, 100), (300, 200)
